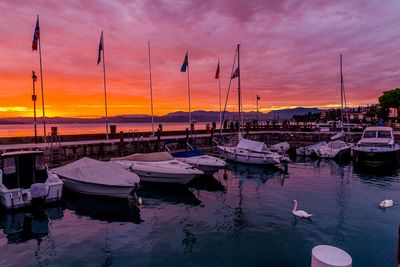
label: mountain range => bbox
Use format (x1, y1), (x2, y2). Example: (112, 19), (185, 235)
(0, 107), (326, 124)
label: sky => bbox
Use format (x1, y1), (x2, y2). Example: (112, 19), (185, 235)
(0, 0), (400, 118)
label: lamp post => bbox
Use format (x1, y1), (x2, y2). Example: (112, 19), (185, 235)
(256, 95), (260, 127)
(32, 70), (38, 144)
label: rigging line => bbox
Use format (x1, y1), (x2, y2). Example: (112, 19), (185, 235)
(219, 46), (239, 135)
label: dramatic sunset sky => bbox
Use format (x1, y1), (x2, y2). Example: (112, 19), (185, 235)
(1, 0), (399, 118)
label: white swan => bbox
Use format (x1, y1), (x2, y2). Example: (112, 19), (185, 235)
(379, 199), (394, 208)
(292, 200), (313, 218)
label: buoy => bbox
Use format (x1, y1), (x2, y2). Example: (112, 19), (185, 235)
(311, 245), (352, 267)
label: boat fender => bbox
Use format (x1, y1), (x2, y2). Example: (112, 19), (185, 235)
(263, 155), (266, 162)
(246, 150), (249, 160)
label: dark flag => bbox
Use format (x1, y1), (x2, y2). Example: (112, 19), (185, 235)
(180, 52), (188, 72)
(97, 31), (104, 65)
(32, 16), (40, 51)
(257, 95), (260, 100)
(215, 62), (220, 79)
(231, 67), (239, 79)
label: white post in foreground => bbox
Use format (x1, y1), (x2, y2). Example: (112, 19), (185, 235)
(311, 245), (352, 267)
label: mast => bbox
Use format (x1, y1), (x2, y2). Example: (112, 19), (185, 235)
(340, 53), (350, 132)
(32, 71), (38, 144)
(237, 44), (241, 131)
(148, 41), (155, 135)
(187, 52), (192, 127)
(218, 59), (222, 126)
(37, 15), (46, 140)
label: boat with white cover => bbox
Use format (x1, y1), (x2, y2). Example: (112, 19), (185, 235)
(352, 126), (400, 167)
(217, 138), (288, 165)
(111, 152), (204, 184)
(166, 143), (227, 174)
(296, 141), (327, 156)
(51, 157), (139, 198)
(269, 142), (290, 155)
(313, 140), (352, 159)
(0, 151), (63, 209)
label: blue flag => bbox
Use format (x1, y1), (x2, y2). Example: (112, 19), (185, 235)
(180, 52), (188, 72)
(97, 31), (104, 65)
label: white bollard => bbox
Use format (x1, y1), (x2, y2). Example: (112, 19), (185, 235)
(311, 245), (352, 267)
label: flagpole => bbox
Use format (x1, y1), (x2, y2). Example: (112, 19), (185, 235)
(148, 41), (155, 135)
(186, 51), (191, 127)
(32, 71), (38, 144)
(37, 15), (46, 141)
(218, 59), (222, 126)
(102, 31), (109, 139)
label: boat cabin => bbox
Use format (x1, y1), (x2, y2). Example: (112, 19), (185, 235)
(1, 151), (48, 190)
(361, 126), (393, 139)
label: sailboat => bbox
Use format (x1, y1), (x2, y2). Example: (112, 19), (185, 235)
(217, 44), (288, 166)
(314, 54), (353, 159)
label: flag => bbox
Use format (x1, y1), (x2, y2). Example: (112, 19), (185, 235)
(231, 67), (239, 79)
(97, 31), (104, 65)
(32, 16), (40, 51)
(257, 95), (260, 101)
(180, 52), (188, 72)
(215, 61), (220, 79)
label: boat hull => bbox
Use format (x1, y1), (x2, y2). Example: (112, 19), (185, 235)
(352, 147), (400, 167)
(61, 177), (134, 198)
(0, 181), (63, 210)
(217, 146), (281, 165)
(131, 169), (197, 184)
(175, 156), (227, 174)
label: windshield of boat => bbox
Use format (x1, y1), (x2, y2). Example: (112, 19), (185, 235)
(363, 131), (376, 138)
(378, 131), (391, 138)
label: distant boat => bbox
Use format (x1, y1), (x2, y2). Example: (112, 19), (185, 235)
(112, 152), (203, 184)
(166, 143), (227, 174)
(296, 141), (327, 156)
(0, 151), (63, 209)
(51, 157), (139, 198)
(269, 141), (290, 155)
(352, 126), (400, 167)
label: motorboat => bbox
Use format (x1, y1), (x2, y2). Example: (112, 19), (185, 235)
(352, 126), (400, 167)
(314, 140), (352, 159)
(0, 151), (63, 209)
(217, 138), (289, 166)
(111, 152), (204, 184)
(51, 157), (139, 198)
(296, 141), (327, 156)
(165, 143), (227, 174)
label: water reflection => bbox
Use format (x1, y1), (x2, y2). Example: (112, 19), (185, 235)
(63, 190), (142, 223)
(138, 183), (201, 206)
(227, 163), (283, 184)
(0, 204), (63, 266)
(188, 174), (226, 192)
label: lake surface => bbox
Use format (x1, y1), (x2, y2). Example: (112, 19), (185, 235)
(0, 122), (210, 137)
(0, 158), (399, 266)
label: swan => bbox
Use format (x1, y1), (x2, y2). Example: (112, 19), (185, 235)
(292, 200), (313, 218)
(379, 199), (394, 208)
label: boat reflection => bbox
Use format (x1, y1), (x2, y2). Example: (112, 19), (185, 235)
(138, 183), (201, 206)
(63, 190), (142, 223)
(188, 174), (226, 192)
(0, 204), (63, 244)
(227, 163), (283, 184)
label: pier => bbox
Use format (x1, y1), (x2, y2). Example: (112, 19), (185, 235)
(0, 130), (369, 167)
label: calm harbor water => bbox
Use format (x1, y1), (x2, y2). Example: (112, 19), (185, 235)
(0, 122), (210, 137)
(0, 158), (399, 266)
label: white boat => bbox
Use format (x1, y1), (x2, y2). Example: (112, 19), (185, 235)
(296, 141), (327, 156)
(217, 138), (288, 165)
(269, 141), (290, 154)
(352, 126), (400, 167)
(166, 143), (227, 174)
(51, 157), (139, 198)
(0, 151), (63, 209)
(314, 140), (352, 159)
(111, 152), (204, 184)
